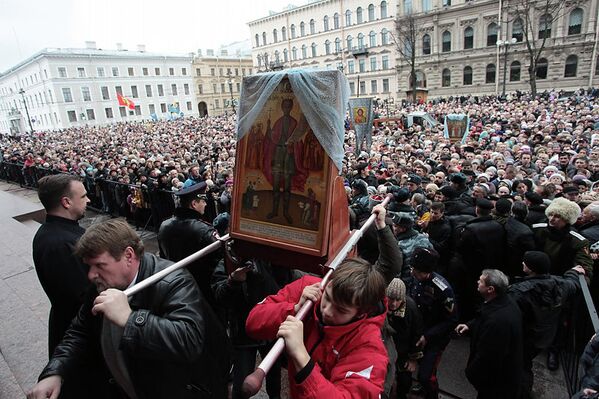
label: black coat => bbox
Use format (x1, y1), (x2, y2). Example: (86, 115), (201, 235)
(496, 216), (536, 279)
(465, 294), (523, 399)
(39, 253), (231, 399)
(579, 221), (599, 244)
(458, 215), (506, 273)
(386, 296), (423, 366)
(425, 217), (452, 271)
(524, 204), (547, 226)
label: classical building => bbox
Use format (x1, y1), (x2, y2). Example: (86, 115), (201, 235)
(192, 49), (253, 117)
(248, 0), (399, 101)
(0, 42), (197, 135)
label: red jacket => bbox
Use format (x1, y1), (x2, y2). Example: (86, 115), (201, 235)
(246, 275), (388, 399)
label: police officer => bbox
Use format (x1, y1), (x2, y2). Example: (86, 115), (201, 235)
(158, 181), (222, 312)
(406, 248), (458, 399)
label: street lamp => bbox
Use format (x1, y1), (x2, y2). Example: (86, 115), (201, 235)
(18, 89), (34, 134)
(226, 71), (236, 114)
(496, 38), (517, 97)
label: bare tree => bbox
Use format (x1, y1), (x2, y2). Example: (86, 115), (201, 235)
(391, 12), (418, 103)
(504, 0), (578, 96)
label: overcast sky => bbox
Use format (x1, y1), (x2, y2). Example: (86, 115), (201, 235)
(0, 0), (305, 72)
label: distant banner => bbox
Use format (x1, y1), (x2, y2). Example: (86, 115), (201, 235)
(349, 97), (374, 155)
(444, 113), (470, 143)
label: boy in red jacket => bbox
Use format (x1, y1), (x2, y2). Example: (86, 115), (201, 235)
(246, 205), (401, 399)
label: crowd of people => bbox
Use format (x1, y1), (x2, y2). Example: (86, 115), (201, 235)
(13, 86), (599, 399)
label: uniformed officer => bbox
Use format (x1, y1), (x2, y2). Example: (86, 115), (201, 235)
(158, 181), (223, 312)
(406, 248), (458, 399)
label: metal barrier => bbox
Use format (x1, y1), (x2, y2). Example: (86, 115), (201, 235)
(561, 275), (599, 396)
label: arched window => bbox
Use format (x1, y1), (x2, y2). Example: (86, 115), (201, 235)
(292, 47), (297, 61)
(311, 43), (317, 57)
(463, 66), (473, 85)
(300, 22), (306, 37)
(369, 31), (377, 47)
(409, 70), (427, 88)
(282, 27), (287, 41)
(323, 16), (329, 31)
(255, 34), (260, 47)
(539, 14), (552, 39)
(442, 31), (451, 52)
(487, 23), (498, 47)
(273, 29), (278, 43)
(345, 9), (352, 26)
(381, 28), (389, 45)
(262, 32), (267, 46)
(569, 8), (583, 35)
(423, 34), (431, 55)
(325, 40), (331, 55)
(301, 44), (307, 59)
(347, 35), (353, 50)
(283, 48), (289, 62)
(291, 24), (296, 38)
(358, 33), (365, 49)
(510, 61), (521, 81)
(486, 64), (496, 83)
(335, 38), (342, 53)
(357, 7), (363, 23)
(334, 13), (340, 29)
(565, 55), (578, 77)
(512, 18), (523, 42)
(310, 19), (315, 34)
(274, 50), (280, 63)
(381, 1), (388, 18)
(536, 58), (548, 79)
(442, 68), (451, 87)
(368, 4), (375, 21)
(257, 54), (262, 67)
(464, 27), (474, 49)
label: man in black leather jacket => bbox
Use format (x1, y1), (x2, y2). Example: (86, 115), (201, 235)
(27, 219), (230, 399)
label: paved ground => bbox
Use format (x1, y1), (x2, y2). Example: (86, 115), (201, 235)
(0, 181), (568, 398)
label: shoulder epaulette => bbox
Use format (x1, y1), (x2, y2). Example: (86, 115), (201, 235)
(532, 223), (547, 229)
(570, 230), (586, 241)
(432, 276), (448, 291)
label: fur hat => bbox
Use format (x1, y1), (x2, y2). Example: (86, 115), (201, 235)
(545, 197), (581, 225)
(386, 278), (406, 301)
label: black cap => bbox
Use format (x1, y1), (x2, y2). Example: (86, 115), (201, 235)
(175, 181), (208, 197)
(407, 175), (422, 185)
(450, 173), (467, 184)
(563, 185), (580, 194)
(391, 187), (410, 203)
(440, 185), (457, 199)
(412, 247), (439, 273)
(440, 154), (451, 161)
(390, 211), (415, 227)
(523, 251), (551, 274)
(476, 198), (494, 210)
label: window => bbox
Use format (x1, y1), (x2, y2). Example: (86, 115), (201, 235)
(442, 0), (451, 5)
(335, 38), (342, 53)
(128, 67), (134, 76)
(349, 82), (356, 95)
(273, 29), (278, 43)
(569, 8), (583, 35)
(134, 105), (141, 116)
(369, 31), (377, 47)
(210, 68), (215, 76)
(423, 34), (431, 55)
(464, 27), (474, 49)
(292, 47), (298, 60)
(371, 80), (378, 93)
(442, 31), (451, 52)
(345, 10), (352, 26)
(198, 84), (203, 94)
(310, 19), (315, 34)
(146, 85), (153, 97)
(160, 103), (167, 113)
(215, 99), (220, 108)
(347, 35), (353, 50)
(358, 33), (365, 49)
(182, 68), (187, 76)
(359, 80), (366, 95)
(115, 86), (123, 95)
(255, 34), (260, 47)
(404, 0), (412, 14)
(422, 0), (432, 12)
(487, 23), (498, 47)
(112, 67), (119, 77)
(186, 101), (192, 111)
(105, 108), (113, 118)
(486, 64), (496, 83)
(171, 84), (177, 95)
(539, 14), (552, 39)
(463, 66), (473, 85)
(81, 87), (91, 101)
(381, 1), (387, 17)
(86, 109), (95, 120)
(143, 67), (149, 76)
(284, 49), (289, 62)
(302, 45), (307, 59)
(334, 13), (340, 29)
(300, 22), (306, 37)
(236, 83), (241, 92)
(62, 88), (73, 103)
(149, 104), (156, 114)
(291, 24), (296, 38)
(382, 29), (389, 45)
(168, 67), (174, 76)
(382, 55), (389, 69)
(131, 86), (138, 98)
(324, 16), (329, 31)
(383, 78), (390, 92)
(371, 57), (377, 71)
(311, 43), (317, 57)
(564, 55), (578, 77)
(348, 60), (355, 73)
(67, 110), (77, 122)
(77, 67), (86, 78)
(410, 71), (427, 88)
(212, 83), (217, 93)
(510, 61), (521, 81)
(512, 18), (524, 42)
(120, 107), (127, 117)
(101, 86), (110, 100)
(325, 40), (331, 55)
(359, 59), (365, 73)
(155, 67), (161, 75)
(96, 67), (105, 77)
(357, 7), (363, 23)
(282, 26), (287, 40)
(442, 68), (451, 87)
(262, 32), (267, 45)
(184, 83), (190, 95)
(196, 68), (201, 76)
(158, 84), (164, 96)
(368, 4), (375, 21)
(536, 58), (548, 79)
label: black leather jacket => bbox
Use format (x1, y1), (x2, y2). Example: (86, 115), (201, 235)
(39, 253), (231, 399)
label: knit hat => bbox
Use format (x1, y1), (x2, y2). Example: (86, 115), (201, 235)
(386, 278), (406, 300)
(523, 251), (551, 274)
(412, 247), (439, 273)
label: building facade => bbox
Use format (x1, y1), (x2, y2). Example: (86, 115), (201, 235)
(192, 50), (253, 117)
(248, 0), (399, 101)
(0, 43), (197, 136)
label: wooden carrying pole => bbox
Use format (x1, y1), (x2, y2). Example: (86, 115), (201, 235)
(123, 234), (230, 297)
(242, 195), (391, 398)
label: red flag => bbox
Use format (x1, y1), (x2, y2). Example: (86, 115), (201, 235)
(117, 93), (135, 110)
